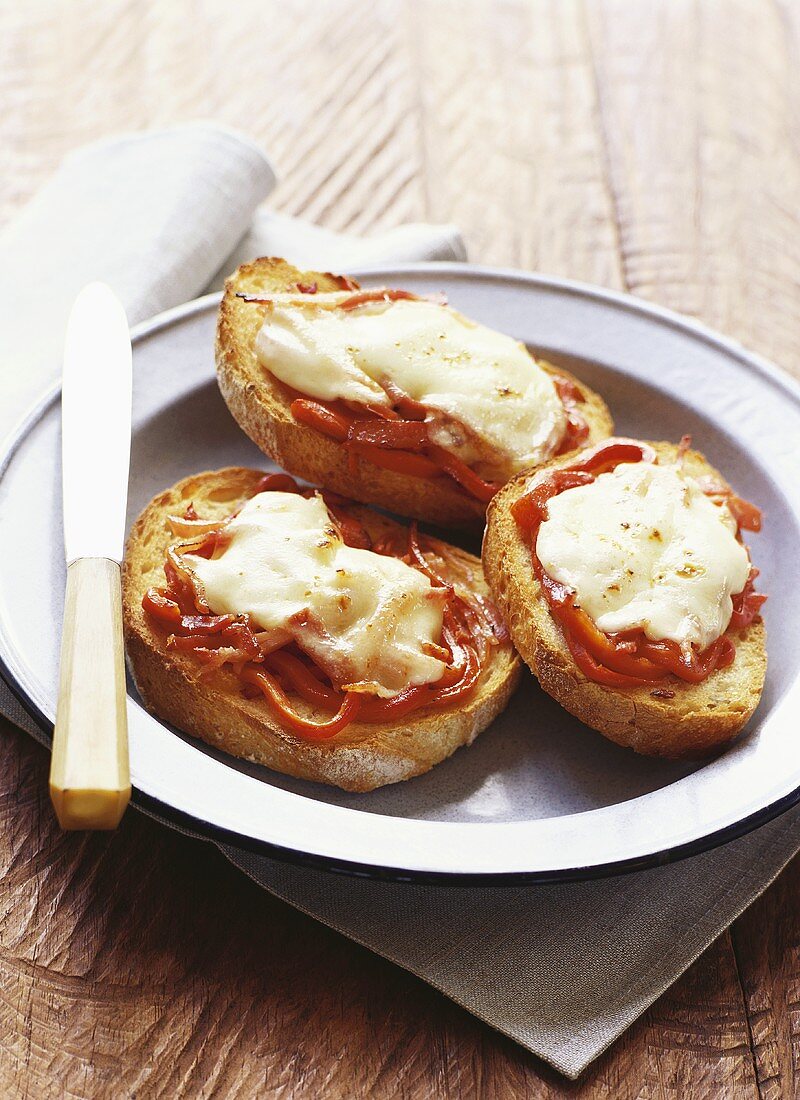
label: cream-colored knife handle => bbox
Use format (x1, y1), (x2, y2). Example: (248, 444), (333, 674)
(50, 557), (130, 829)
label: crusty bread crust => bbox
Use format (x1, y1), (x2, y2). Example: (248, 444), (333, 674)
(123, 466), (521, 791)
(215, 258), (614, 528)
(482, 442), (767, 758)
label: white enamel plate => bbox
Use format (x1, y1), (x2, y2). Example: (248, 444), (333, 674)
(1, 265), (798, 882)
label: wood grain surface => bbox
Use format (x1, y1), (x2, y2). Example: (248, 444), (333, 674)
(1, 0), (799, 1096)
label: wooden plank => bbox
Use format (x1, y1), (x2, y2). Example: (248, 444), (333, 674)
(584, 0), (800, 368)
(732, 855), (800, 1099)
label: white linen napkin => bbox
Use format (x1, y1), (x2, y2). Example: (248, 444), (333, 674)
(0, 124), (796, 1080)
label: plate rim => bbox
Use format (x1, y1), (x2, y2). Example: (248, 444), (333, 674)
(1, 262), (798, 884)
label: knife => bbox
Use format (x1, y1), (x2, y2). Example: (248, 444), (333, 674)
(50, 283), (132, 829)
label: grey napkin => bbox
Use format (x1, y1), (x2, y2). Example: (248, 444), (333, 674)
(1, 123), (796, 1080)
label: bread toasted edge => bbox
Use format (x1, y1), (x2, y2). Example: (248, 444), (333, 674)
(482, 441), (767, 758)
(122, 466), (521, 792)
(214, 257), (614, 528)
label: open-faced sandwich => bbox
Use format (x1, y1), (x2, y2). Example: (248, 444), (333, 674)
(215, 258), (614, 527)
(122, 467), (520, 791)
(483, 437), (767, 757)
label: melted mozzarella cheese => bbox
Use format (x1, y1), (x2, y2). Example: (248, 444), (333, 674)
(254, 294), (567, 478)
(535, 462), (751, 652)
(183, 492), (447, 697)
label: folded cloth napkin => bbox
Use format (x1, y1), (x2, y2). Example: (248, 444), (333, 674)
(1, 123), (797, 1080)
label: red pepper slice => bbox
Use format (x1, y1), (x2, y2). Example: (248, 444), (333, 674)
(637, 635), (736, 683)
(142, 588), (182, 626)
(358, 402), (399, 421)
(570, 438), (658, 475)
(552, 375), (590, 454)
(566, 634), (654, 687)
(167, 515), (228, 538)
(357, 613), (481, 721)
(729, 571), (767, 629)
(724, 494), (762, 532)
(406, 522), (447, 585)
(539, 573), (668, 680)
(424, 443), (500, 503)
(552, 375), (585, 405)
(167, 634), (227, 653)
(347, 419), (430, 450)
(558, 414), (591, 454)
(338, 288), (420, 310)
(380, 378), (429, 420)
(511, 470), (594, 533)
(265, 650), (340, 709)
(324, 500), (373, 550)
(221, 621), (262, 660)
(164, 549), (208, 612)
(345, 441), (442, 479)
(240, 666), (362, 739)
(254, 472), (302, 494)
(291, 398), (354, 443)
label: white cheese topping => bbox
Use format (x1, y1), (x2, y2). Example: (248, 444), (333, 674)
(183, 492), (447, 698)
(254, 294), (567, 478)
(535, 462), (751, 652)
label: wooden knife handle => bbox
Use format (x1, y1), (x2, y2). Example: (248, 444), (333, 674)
(50, 557), (131, 829)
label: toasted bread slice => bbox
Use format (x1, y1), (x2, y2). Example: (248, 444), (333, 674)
(482, 442), (767, 758)
(123, 467), (521, 792)
(215, 258), (614, 528)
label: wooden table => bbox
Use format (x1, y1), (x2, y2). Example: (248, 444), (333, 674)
(1, 1), (798, 1095)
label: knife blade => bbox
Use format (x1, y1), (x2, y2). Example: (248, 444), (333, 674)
(61, 282), (132, 563)
(51, 283), (132, 830)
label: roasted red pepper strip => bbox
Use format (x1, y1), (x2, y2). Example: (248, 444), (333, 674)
(552, 375), (590, 454)
(345, 441), (442, 479)
(636, 635), (736, 683)
(539, 571), (668, 681)
(264, 650), (341, 709)
(551, 375), (585, 405)
(558, 416), (591, 455)
(222, 621), (262, 660)
(424, 443), (500, 503)
(291, 398), (354, 443)
(167, 515), (227, 537)
(142, 589), (182, 625)
(167, 634), (227, 653)
(323, 500), (373, 549)
(338, 288), (420, 310)
(255, 472), (302, 494)
(566, 634), (654, 688)
(722, 494), (762, 532)
(511, 470), (594, 529)
(729, 570), (767, 629)
(346, 419), (430, 450)
(380, 378), (429, 420)
(570, 438), (658, 474)
(240, 666), (362, 739)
